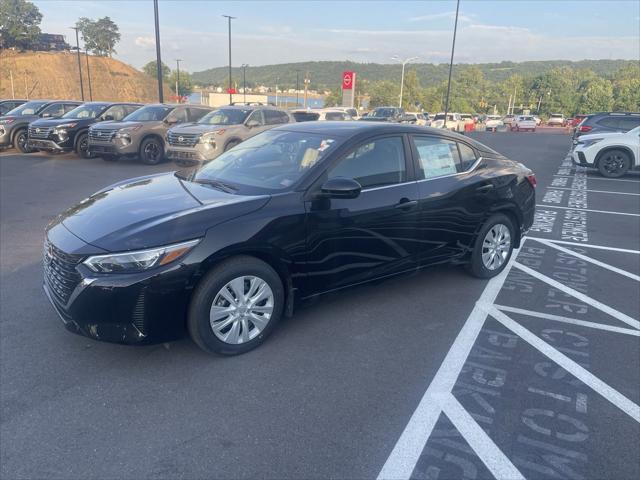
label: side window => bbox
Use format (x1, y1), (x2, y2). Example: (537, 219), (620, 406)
(168, 108), (189, 123)
(619, 117), (640, 130)
(458, 143), (477, 170)
(64, 104), (78, 113)
(598, 117), (621, 128)
(188, 108), (209, 122)
(103, 105), (127, 121)
(329, 136), (406, 189)
(42, 104), (64, 117)
(246, 110), (264, 125)
(125, 105), (140, 116)
(325, 112), (345, 121)
(264, 110), (288, 125)
(413, 136), (462, 179)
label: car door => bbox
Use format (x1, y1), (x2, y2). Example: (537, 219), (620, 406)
(304, 134), (421, 295)
(411, 135), (492, 265)
(40, 103), (65, 118)
(245, 110), (269, 136)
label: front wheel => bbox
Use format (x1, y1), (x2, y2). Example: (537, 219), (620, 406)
(75, 132), (91, 158)
(598, 149), (631, 178)
(139, 137), (164, 165)
(468, 214), (515, 279)
(14, 129), (31, 153)
(224, 139), (241, 152)
(188, 256), (285, 355)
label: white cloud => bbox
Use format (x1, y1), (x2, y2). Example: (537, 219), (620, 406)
(408, 11), (474, 23)
(134, 36), (155, 48)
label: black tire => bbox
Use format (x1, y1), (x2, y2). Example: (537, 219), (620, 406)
(75, 132), (91, 158)
(468, 213), (515, 279)
(101, 155), (119, 162)
(224, 139), (241, 152)
(139, 137), (164, 165)
(188, 256), (285, 356)
(14, 128), (31, 153)
(597, 149), (631, 178)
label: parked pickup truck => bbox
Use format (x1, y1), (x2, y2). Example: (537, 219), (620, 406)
(28, 102), (141, 157)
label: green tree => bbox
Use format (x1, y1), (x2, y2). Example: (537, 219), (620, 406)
(576, 77), (613, 112)
(323, 86), (342, 107)
(401, 70), (425, 110)
(76, 16), (120, 56)
(142, 60), (170, 80)
(368, 80), (399, 108)
(169, 70), (193, 98)
(611, 65), (640, 111)
(0, 0), (42, 50)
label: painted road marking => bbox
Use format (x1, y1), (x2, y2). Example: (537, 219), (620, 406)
(376, 251), (520, 480)
(442, 393), (525, 480)
(513, 262), (640, 330)
(494, 304), (640, 336)
(489, 307), (640, 423)
(554, 175), (640, 184)
(549, 187), (640, 196)
(532, 238), (640, 281)
(535, 205), (640, 217)
(527, 238), (640, 255)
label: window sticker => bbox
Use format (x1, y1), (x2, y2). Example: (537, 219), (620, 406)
(418, 143), (457, 177)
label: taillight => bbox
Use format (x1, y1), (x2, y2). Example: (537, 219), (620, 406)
(579, 125), (592, 133)
(526, 174), (537, 188)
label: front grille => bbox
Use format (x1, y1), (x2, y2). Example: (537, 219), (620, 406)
(89, 144), (117, 155)
(89, 128), (117, 142)
(167, 131), (201, 147)
(43, 238), (83, 306)
(28, 126), (54, 139)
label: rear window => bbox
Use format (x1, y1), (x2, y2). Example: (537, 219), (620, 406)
(293, 111), (320, 122)
(325, 112), (346, 121)
(551, 114), (563, 118)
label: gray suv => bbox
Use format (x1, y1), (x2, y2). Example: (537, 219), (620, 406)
(0, 100), (81, 152)
(88, 104), (213, 164)
(166, 105), (294, 166)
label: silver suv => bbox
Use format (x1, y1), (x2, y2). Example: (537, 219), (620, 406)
(166, 105), (294, 166)
(88, 104), (213, 164)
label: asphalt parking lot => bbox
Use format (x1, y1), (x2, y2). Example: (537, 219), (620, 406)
(1, 132), (638, 480)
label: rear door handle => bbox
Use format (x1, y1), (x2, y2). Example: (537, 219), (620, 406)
(476, 184), (494, 193)
(394, 199), (418, 210)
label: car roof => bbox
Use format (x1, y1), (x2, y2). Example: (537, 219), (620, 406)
(272, 121), (454, 138)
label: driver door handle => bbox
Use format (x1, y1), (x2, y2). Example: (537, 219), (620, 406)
(394, 199), (418, 210)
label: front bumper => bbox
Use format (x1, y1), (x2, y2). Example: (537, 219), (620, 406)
(43, 225), (198, 345)
(88, 138), (138, 157)
(167, 145), (219, 166)
(571, 150), (590, 166)
(0, 127), (12, 146)
(27, 138), (67, 152)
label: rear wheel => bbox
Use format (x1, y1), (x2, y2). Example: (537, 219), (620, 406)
(139, 137), (164, 165)
(225, 139), (241, 151)
(597, 149), (631, 178)
(14, 128), (31, 153)
(468, 214), (515, 279)
(188, 256), (284, 355)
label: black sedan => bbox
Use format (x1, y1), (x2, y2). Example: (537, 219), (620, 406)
(43, 122), (536, 355)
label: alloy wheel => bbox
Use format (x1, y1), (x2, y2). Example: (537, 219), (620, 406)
(481, 223), (511, 270)
(602, 153), (625, 175)
(209, 275), (274, 344)
(144, 142), (160, 162)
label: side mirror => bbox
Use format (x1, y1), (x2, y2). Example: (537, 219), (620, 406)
(245, 119), (259, 128)
(41, 112), (52, 118)
(320, 177), (362, 199)
(103, 115), (114, 121)
(165, 117), (178, 125)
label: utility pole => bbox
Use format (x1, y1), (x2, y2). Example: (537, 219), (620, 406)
(175, 59), (182, 102)
(9, 71), (15, 99)
(153, 0), (164, 103)
(443, 0), (460, 129)
(223, 15), (236, 105)
(70, 26), (85, 100)
(303, 72), (310, 108)
(242, 64), (248, 103)
(85, 48), (93, 101)
(275, 77), (279, 106)
(296, 71), (300, 106)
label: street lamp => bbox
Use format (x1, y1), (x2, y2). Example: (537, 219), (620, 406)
(391, 55), (418, 109)
(296, 70), (300, 107)
(85, 47), (93, 101)
(175, 59), (182, 102)
(70, 26), (84, 101)
(443, 0), (461, 129)
(222, 15), (236, 105)
(242, 64), (248, 103)
(153, 0), (164, 103)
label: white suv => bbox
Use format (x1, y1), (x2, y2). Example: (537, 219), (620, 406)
(513, 115), (537, 132)
(547, 113), (565, 127)
(572, 126), (639, 177)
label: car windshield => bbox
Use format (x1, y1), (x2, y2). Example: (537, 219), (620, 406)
(5, 101), (48, 116)
(434, 114), (453, 121)
(63, 104), (108, 119)
(371, 108), (396, 117)
(124, 105), (173, 122)
(199, 108), (252, 125)
(293, 111), (320, 122)
(188, 130), (339, 193)
(461, 115), (472, 119)
(487, 116), (501, 120)
(551, 114), (563, 118)
(521, 116), (534, 121)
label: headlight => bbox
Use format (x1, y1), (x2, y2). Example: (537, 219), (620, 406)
(578, 138), (603, 148)
(115, 125), (142, 138)
(83, 239), (200, 273)
(200, 134), (217, 149)
(55, 123), (78, 130)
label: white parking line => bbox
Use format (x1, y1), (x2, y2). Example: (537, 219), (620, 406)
(514, 262), (640, 330)
(549, 187), (640, 196)
(532, 238), (640, 281)
(494, 304), (640, 336)
(527, 238), (640, 254)
(489, 308), (640, 423)
(376, 251), (520, 480)
(554, 175), (640, 184)
(442, 394), (525, 480)
(535, 204), (640, 217)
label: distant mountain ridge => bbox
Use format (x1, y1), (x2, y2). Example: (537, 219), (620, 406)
(192, 59), (636, 90)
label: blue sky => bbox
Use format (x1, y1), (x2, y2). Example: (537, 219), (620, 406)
(34, 1), (640, 72)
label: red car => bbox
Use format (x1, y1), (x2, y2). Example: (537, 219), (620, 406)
(567, 115), (588, 127)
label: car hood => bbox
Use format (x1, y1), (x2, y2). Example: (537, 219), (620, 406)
(91, 120), (154, 130)
(30, 117), (93, 128)
(56, 172), (270, 251)
(169, 123), (243, 135)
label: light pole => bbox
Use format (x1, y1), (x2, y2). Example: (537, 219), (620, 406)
(223, 15), (236, 105)
(296, 70), (300, 106)
(391, 55), (418, 109)
(70, 26), (84, 101)
(153, 0), (164, 103)
(242, 64), (248, 103)
(85, 47), (93, 101)
(175, 59), (182, 102)
(443, 0), (461, 129)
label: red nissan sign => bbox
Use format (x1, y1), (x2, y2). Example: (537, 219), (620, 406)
(342, 71), (355, 90)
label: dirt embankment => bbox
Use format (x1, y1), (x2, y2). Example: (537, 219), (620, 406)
(0, 50), (171, 102)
